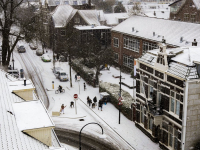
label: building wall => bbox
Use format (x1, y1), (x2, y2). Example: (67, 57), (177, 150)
(170, 0), (200, 23)
(185, 81), (200, 149)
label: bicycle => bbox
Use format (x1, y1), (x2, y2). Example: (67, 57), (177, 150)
(55, 88), (65, 94)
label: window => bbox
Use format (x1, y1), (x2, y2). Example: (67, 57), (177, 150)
(114, 53), (119, 62)
(113, 38), (119, 47)
(82, 0), (86, 4)
(140, 105), (145, 124)
(148, 80), (154, 99)
(123, 54), (133, 69)
(74, 17), (80, 23)
(184, 13), (189, 22)
(140, 75), (147, 96)
(142, 41), (158, 54)
(170, 91), (180, 116)
(191, 14), (196, 23)
(60, 30), (66, 36)
(73, 1), (77, 5)
(123, 36), (140, 52)
(149, 118), (153, 131)
(55, 1), (60, 5)
(64, 1), (69, 4)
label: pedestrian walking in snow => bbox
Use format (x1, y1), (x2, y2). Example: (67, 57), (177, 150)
(87, 97), (89, 104)
(70, 101), (74, 108)
(93, 96), (97, 106)
(60, 104), (66, 114)
(75, 74), (77, 82)
(88, 98), (92, 107)
(98, 100), (103, 111)
(84, 83), (86, 91)
(92, 103), (95, 108)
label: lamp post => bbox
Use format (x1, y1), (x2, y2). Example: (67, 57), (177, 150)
(12, 51), (14, 70)
(79, 122), (104, 150)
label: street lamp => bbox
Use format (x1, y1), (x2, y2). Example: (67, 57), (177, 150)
(79, 122), (104, 150)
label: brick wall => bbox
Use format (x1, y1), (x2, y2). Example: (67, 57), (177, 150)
(185, 81), (200, 149)
(170, 0), (200, 23)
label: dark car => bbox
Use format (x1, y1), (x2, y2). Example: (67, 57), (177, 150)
(18, 46), (26, 53)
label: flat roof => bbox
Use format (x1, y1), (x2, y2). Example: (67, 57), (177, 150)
(75, 25), (112, 30)
(13, 100), (55, 131)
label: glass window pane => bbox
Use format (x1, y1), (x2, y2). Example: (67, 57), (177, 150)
(176, 101), (180, 115)
(169, 134), (173, 147)
(171, 98), (175, 112)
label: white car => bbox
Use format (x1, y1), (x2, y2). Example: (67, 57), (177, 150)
(52, 67), (62, 77)
(41, 54), (51, 62)
(57, 71), (69, 82)
(29, 41), (38, 50)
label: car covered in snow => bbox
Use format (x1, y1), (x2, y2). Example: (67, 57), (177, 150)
(36, 49), (43, 56)
(17, 45), (26, 53)
(41, 54), (51, 62)
(52, 67), (62, 77)
(29, 41), (38, 50)
(57, 71), (69, 81)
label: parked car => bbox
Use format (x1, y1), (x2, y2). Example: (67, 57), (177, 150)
(41, 54), (51, 62)
(29, 41), (38, 50)
(18, 46), (26, 53)
(57, 71), (69, 81)
(7, 69), (19, 78)
(52, 67), (62, 77)
(36, 49), (43, 56)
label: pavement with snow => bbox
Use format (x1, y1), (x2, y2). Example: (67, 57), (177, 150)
(11, 41), (160, 150)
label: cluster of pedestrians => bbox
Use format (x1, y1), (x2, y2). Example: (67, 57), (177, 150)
(87, 96), (104, 111)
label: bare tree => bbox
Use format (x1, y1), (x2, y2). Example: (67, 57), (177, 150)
(0, 0), (37, 66)
(128, 2), (143, 16)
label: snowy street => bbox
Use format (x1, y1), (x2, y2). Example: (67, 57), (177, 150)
(13, 41), (160, 150)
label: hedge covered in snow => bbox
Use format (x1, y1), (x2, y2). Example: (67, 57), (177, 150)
(99, 81), (135, 120)
(71, 58), (96, 87)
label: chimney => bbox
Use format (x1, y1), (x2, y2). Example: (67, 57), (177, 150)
(192, 39), (197, 46)
(132, 27), (134, 32)
(153, 32), (155, 36)
(91, 24), (95, 28)
(180, 37), (183, 43)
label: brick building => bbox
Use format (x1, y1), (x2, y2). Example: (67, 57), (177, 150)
(135, 40), (200, 150)
(169, 0), (200, 23)
(49, 4), (101, 55)
(111, 16), (200, 71)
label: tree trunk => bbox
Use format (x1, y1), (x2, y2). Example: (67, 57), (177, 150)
(2, 31), (10, 66)
(69, 52), (72, 88)
(95, 67), (100, 86)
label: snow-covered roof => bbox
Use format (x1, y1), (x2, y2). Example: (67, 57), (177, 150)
(8, 79), (35, 92)
(193, 0), (200, 9)
(96, 10), (106, 22)
(112, 15), (200, 47)
(78, 10), (100, 26)
(51, 5), (77, 27)
(104, 13), (129, 26)
(0, 70), (61, 149)
(45, 0), (88, 6)
(138, 46), (200, 79)
(75, 25), (111, 30)
(13, 100), (55, 131)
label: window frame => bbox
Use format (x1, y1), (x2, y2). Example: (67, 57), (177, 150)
(114, 53), (119, 62)
(123, 36), (140, 52)
(73, 1), (78, 5)
(113, 37), (119, 47)
(170, 91), (181, 116)
(60, 30), (66, 36)
(142, 41), (158, 54)
(123, 54), (134, 69)
(74, 17), (80, 23)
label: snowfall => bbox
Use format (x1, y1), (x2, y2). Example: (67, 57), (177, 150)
(10, 40), (160, 150)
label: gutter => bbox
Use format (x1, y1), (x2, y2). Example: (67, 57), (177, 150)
(182, 80), (188, 150)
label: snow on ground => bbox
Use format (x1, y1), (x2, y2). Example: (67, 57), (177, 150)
(12, 41), (160, 150)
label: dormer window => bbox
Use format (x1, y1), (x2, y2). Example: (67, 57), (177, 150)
(157, 54), (165, 65)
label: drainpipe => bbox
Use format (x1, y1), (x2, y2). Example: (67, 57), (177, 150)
(182, 80), (188, 150)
